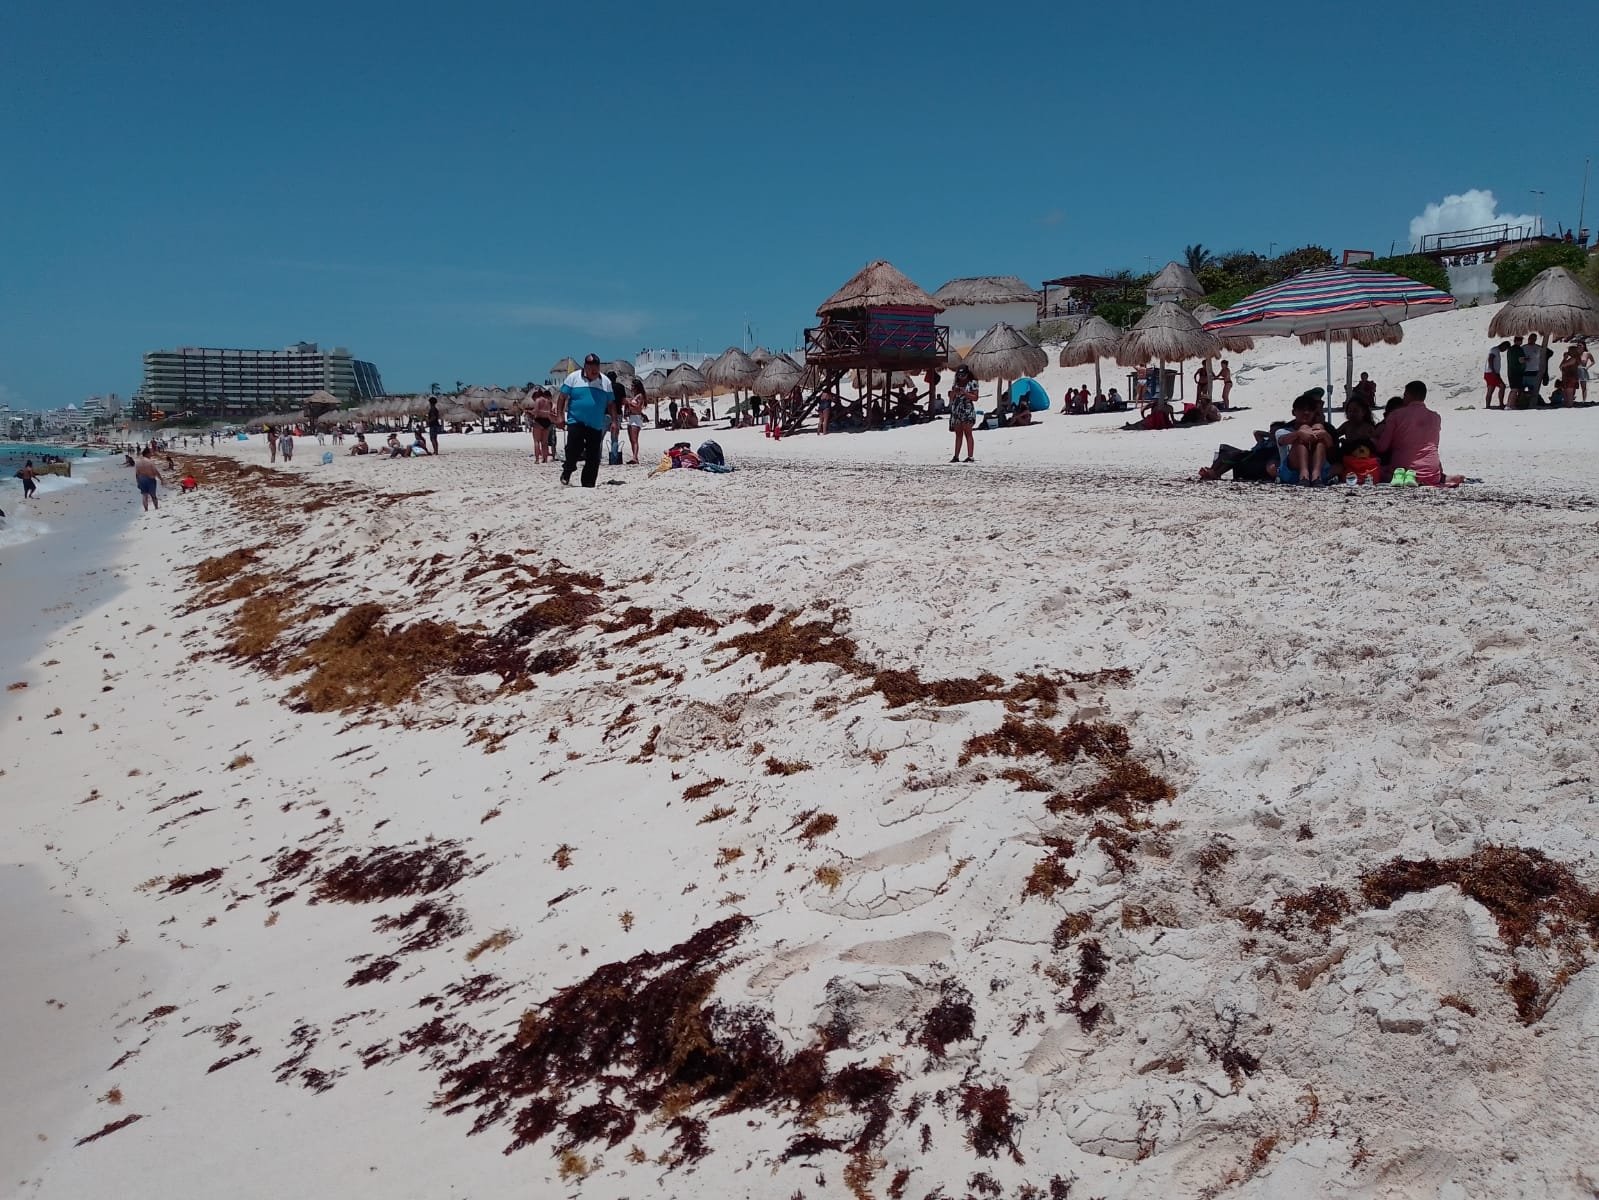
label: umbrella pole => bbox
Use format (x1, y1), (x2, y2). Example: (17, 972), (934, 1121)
(1324, 333), (1332, 402)
(1094, 360), (1102, 396)
(1345, 341), (1354, 399)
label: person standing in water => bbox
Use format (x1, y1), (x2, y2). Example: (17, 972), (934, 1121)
(266, 424), (278, 463)
(18, 459), (39, 500)
(134, 450), (163, 511)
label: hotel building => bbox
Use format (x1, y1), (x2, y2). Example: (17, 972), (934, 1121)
(138, 342), (384, 420)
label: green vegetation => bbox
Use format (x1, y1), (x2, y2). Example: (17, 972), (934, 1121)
(1350, 254), (1451, 295)
(1492, 244), (1590, 297)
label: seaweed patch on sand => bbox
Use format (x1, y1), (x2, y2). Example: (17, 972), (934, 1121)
(427, 916), (904, 1170)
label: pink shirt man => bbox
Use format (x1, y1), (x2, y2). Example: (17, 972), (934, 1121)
(1376, 383), (1442, 485)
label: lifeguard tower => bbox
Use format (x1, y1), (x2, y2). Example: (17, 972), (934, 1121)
(796, 261), (949, 432)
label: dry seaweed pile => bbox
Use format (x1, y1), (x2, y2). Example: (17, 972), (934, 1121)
(718, 611), (1106, 716)
(431, 916), (904, 1173)
(1361, 845), (1599, 1021)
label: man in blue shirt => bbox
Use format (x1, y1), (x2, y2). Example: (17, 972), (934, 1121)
(557, 353), (618, 487)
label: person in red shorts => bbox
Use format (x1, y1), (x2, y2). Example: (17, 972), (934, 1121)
(1484, 341), (1509, 408)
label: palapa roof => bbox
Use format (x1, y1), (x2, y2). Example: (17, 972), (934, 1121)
(1296, 324), (1403, 347)
(662, 362), (709, 399)
(817, 260), (943, 316)
(1191, 305), (1254, 353)
(550, 356), (579, 375)
(748, 346), (774, 366)
(1146, 261), (1204, 301)
(705, 346), (760, 390)
(1488, 267), (1599, 338)
(961, 323), (1049, 381)
(752, 353), (803, 396)
(1115, 302), (1222, 366)
(1059, 316), (1124, 367)
(641, 369), (669, 394)
(932, 275), (1040, 307)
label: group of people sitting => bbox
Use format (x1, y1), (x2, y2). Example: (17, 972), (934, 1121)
(348, 431), (432, 458)
(1062, 386), (1129, 414)
(1198, 381), (1462, 488)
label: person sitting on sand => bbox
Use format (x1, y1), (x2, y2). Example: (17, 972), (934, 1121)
(410, 429), (432, 456)
(384, 433), (410, 458)
(1122, 398), (1174, 431)
(1198, 431), (1279, 482)
(1011, 400), (1033, 426)
(1376, 380), (1464, 487)
(349, 433), (370, 456)
(1178, 396), (1222, 425)
(1275, 389), (1334, 485)
(1341, 436), (1381, 484)
(1335, 395), (1379, 469)
(1351, 372), (1377, 407)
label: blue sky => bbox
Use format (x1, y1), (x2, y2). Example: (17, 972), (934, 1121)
(1, 0), (1593, 408)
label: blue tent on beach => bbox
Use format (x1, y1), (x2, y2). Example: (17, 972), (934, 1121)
(1010, 377), (1050, 411)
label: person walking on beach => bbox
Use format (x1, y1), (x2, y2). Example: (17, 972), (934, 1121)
(622, 378), (647, 464)
(949, 365), (978, 463)
(134, 450), (163, 511)
(426, 397), (443, 455)
(1484, 342), (1509, 408)
(557, 353), (617, 487)
(17, 459), (38, 500)
(266, 424), (278, 464)
(278, 427), (295, 462)
(528, 388), (556, 463)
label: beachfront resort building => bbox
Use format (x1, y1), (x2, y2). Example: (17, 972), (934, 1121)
(931, 276), (1041, 349)
(137, 342), (385, 421)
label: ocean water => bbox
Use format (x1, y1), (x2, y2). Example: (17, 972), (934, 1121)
(1, 443), (103, 547)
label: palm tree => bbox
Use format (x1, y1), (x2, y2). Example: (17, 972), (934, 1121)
(1184, 244), (1216, 273)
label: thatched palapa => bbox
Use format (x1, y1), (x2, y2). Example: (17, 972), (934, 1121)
(931, 275), (1040, 307)
(816, 260), (943, 316)
(641, 369), (669, 395)
(1192, 304), (1254, 353)
(1488, 267), (1599, 339)
(961, 323), (1048, 382)
(1296, 325), (1403, 348)
(1146, 261), (1204, 303)
(1059, 315), (1124, 392)
(549, 356), (579, 377)
(705, 347), (759, 392)
(752, 353), (803, 397)
(1116, 302), (1222, 366)
(662, 363), (709, 400)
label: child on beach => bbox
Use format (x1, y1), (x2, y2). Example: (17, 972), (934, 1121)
(1275, 389), (1334, 485)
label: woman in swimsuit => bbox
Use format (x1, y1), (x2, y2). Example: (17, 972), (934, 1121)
(623, 379), (647, 463)
(528, 389), (555, 463)
(1216, 360), (1233, 408)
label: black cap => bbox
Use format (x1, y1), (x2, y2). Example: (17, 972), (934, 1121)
(583, 353), (601, 365)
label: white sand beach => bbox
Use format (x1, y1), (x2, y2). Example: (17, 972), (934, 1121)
(4, 303), (1599, 1200)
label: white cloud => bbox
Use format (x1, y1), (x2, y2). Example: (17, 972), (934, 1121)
(1409, 189), (1539, 245)
(499, 304), (653, 340)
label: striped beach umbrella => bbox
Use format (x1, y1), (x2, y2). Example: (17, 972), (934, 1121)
(1203, 267), (1454, 398)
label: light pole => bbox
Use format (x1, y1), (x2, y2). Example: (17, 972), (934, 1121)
(1530, 189), (1544, 237)
(1268, 241), (1277, 257)
(1578, 158), (1591, 245)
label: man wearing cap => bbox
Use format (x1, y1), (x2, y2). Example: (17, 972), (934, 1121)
(557, 354), (618, 487)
